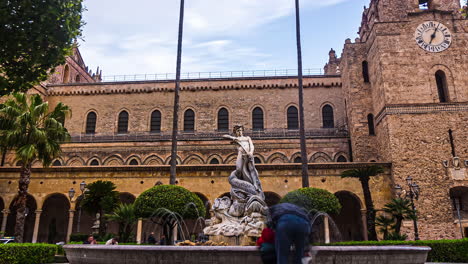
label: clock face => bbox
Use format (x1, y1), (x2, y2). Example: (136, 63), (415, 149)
(415, 21), (452, 53)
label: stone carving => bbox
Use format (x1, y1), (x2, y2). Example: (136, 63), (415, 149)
(204, 125), (267, 239)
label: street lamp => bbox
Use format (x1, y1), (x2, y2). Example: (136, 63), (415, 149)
(68, 188), (75, 201)
(76, 181), (87, 233)
(394, 176), (420, 240)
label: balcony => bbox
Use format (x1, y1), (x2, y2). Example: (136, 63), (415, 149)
(69, 128), (349, 143)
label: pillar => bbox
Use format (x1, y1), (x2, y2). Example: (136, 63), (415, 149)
(136, 218), (143, 244)
(66, 210), (75, 243)
(1, 209), (9, 233)
(31, 210), (42, 243)
(361, 209), (368, 241)
(324, 216), (330, 244)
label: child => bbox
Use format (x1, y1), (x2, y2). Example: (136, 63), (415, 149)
(257, 224), (276, 264)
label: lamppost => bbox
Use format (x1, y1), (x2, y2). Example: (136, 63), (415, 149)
(394, 176), (420, 240)
(73, 181), (87, 233)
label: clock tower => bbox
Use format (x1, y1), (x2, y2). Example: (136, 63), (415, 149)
(340, 0), (468, 239)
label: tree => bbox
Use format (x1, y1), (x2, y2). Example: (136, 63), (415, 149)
(341, 165), (384, 241)
(383, 198), (416, 235)
(134, 185), (204, 244)
(106, 203), (138, 243)
(0, 93), (71, 242)
(375, 214), (394, 240)
(81, 180), (119, 237)
(0, 0), (84, 96)
(463, 0), (468, 18)
(280, 188), (341, 215)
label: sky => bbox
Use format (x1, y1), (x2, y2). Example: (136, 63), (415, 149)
(77, 0), (464, 77)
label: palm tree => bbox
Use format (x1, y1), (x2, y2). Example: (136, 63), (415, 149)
(294, 0), (309, 187)
(375, 214), (394, 240)
(169, 0), (185, 185)
(81, 180), (119, 236)
(341, 165), (384, 240)
(106, 203), (138, 243)
(0, 92), (71, 242)
(383, 198), (416, 234)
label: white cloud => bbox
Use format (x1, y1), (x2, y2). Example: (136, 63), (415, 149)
(79, 0), (349, 76)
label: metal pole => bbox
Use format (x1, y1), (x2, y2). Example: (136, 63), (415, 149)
(294, 0), (309, 187)
(455, 198), (465, 238)
(409, 188), (420, 240)
(169, 0), (185, 185)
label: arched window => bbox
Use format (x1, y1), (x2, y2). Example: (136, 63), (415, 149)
(217, 108), (229, 132)
(52, 160), (62, 166)
(75, 75), (81, 83)
(337, 155), (347, 162)
(129, 159), (139, 165)
(322, 105), (334, 128)
(209, 158), (220, 164)
(90, 159), (99, 166)
(435, 70), (449, 103)
(362, 61), (370, 83)
(118, 111), (129, 134)
(184, 109), (195, 132)
(287, 106), (299, 130)
(85, 112), (97, 134)
(150, 110), (161, 133)
(63, 65), (70, 83)
(293, 157), (302, 163)
(254, 157), (262, 164)
(367, 114), (375, 136)
(252, 107), (264, 131)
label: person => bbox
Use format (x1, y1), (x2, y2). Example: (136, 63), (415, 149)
(148, 232), (156, 244)
(257, 224), (276, 264)
(269, 203), (311, 264)
(159, 235), (166, 245)
(105, 237), (118, 245)
(83, 235), (97, 245)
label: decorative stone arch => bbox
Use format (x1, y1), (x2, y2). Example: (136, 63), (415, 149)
(115, 108), (131, 134)
(63, 64), (70, 83)
(215, 105), (231, 132)
(207, 154), (223, 164)
(183, 154), (205, 165)
(182, 106), (197, 132)
(148, 107), (163, 132)
(267, 152), (288, 164)
(103, 155), (125, 166)
(333, 191), (365, 241)
(6, 194), (38, 242)
(164, 155), (182, 165)
(333, 152), (349, 162)
(224, 154), (238, 164)
(126, 155), (142, 165)
(253, 154), (265, 164)
(309, 152), (332, 163)
(250, 104), (267, 131)
(87, 156), (102, 166)
(290, 152), (302, 163)
(31, 160), (43, 168)
(429, 64), (456, 102)
(52, 158), (64, 167)
(66, 156), (86, 167)
(143, 155), (164, 165)
(119, 192), (136, 204)
(193, 192), (211, 219)
(38, 193), (71, 243)
(83, 109), (99, 134)
(264, 192), (281, 207)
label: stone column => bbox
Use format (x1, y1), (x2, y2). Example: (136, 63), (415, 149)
(32, 210), (42, 243)
(361, 209), (368, 241)
(136, 218), (143, 244)
(1, 209), (9, 233)
(324, 217), (330, 244)
(66, 210), (75, 243)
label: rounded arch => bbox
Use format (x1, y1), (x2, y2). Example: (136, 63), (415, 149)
(38, 193), (70, 243)
(267, 152), (288, 164)
(207, 154), (223, 165)
(224, 154), (238, 164)
(31, 160), (42, 168)
(75, 74), (81, 83)
(126, 155), (142, 165)
(217, 107), (230, 132)
(119, 192), (136, 204)
(164, 155), (182, 165)
(333, 191), (364, 241)
(334, 152), (349, 162)
(194, 192), (211, 219)
(290, 152), (302, 163)
(309, 152), (332, 163)
(183, 108), (196, 132)
(52, 158), (64, 167)
(264, 192), (281, 207)
(286, 105), (299, 130)
(149, 108), (162, 133)
(103, 155), (125, 166)
(63, 65), (70, 83)
(66, 157), (85, 167)
(117, 110), (130, 134)
(6, 194), (37, 242)
(87, 156), (102, 166)
(143, 155), (164, 165)
(183, 154), (205, 165)
(321, 104), (335, 128)
(430, 64), (456, 102)
(85, 110), (98, 134)
(251, 105), (266, 131)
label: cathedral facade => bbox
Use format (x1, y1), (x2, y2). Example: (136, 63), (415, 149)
(0, 0), (467, 243)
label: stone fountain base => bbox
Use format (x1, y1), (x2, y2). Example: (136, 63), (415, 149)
(209, 235), (257, 246)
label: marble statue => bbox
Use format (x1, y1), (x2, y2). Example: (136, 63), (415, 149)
(204, 125), (268, 239)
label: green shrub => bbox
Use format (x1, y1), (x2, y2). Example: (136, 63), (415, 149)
(69, 233), (89, 243)
(134, 185), (205, 219)
(323, 239), (468, 263)
(280, 188), (341, 215)
(0, 244), (58, 264)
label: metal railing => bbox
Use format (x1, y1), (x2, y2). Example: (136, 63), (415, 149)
(69, 128), (348, 143)
(100, 68), (324, 82)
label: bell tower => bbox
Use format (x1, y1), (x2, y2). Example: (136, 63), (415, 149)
(341, 0), (468, 239)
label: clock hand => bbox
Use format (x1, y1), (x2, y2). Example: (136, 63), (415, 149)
(429, 23), (440, 44)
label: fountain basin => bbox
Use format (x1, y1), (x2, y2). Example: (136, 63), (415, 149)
(63, 244), (430, 264)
